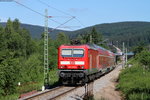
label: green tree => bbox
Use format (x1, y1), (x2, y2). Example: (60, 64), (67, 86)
(55, 32), (69, 47)
(136, 50), (150, 70)
(78, 27), (103, 45)
(132, 42), (146, 55)
(5, 19), (14, 35)
(0, 26), (7, 50)
(80, 32), (90, 44)
(12, 19), (20, 32)
(20, 53), (43, 82)
(90, 27), (103, 44)
(0, 18), (41, 97)
(0, 57), (20, 96)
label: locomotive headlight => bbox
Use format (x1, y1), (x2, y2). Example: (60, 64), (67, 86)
(60, 61), (70, 65)
(75, 61), (84, 65)
(60, 66), (64, 68)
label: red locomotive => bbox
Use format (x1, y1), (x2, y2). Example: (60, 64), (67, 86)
(58, 44), (116, 84)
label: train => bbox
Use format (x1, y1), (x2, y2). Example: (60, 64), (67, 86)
(58, 44), (116, 85)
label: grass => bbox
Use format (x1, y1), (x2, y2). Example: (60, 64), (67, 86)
(0, 94), (19, 100)
(17, 81), (43, 93)
(117, 62), (150, 100)
(17, 68), (59, 94)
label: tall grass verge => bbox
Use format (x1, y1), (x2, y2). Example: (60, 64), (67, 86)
(117, 64), (150, 100)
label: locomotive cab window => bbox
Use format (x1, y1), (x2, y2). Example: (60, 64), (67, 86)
(73, 49), (84, 57)
(61, 49), (72, 57)
(61, 49), (84, 57)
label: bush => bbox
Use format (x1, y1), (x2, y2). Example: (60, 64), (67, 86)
(136, 50), (150, 70)
(49, 69), (59, 86)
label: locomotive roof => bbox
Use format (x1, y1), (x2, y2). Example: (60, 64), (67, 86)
(87, 44), (113, 53)
(87, 44), (106, 50)
(60, 44), (113, 53)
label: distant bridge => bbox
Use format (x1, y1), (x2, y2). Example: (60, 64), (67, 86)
(115, 52), (134, 56)
(115, 52), (134, 64)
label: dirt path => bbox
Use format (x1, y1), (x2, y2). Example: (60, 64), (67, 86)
(94, 64), (123, 100)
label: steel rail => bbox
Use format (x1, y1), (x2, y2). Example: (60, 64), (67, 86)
(19, 86), (78, 100)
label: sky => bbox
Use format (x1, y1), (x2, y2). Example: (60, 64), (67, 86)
(0, 0), (150, 31)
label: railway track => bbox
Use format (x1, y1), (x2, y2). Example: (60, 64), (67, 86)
(18, 70), (114, 100)
(19, 66), (120, 100)
(19, 86), (78, 100)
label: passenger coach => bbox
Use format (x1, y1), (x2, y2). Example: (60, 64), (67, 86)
(58, 44), (116, 84)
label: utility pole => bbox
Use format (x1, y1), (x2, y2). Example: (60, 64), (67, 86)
(125, 48), (128, 66)
(44, 9), (49, 89)
(123, 42), (125, 53)
(90, 34), (92, 44)
(122, 42), (125, 68)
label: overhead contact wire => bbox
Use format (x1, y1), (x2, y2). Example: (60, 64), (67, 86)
(14, 0), (70, 26)
(14, 0), (77, 31)
(36, 0), (74, 17)
(51, 17), (75, 31)
(75, 18), (85, 28)
(36, 0), (85, 28)
(14, 0), (45, 17)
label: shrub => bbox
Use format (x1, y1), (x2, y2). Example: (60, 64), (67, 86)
(137, 50), (150, 70)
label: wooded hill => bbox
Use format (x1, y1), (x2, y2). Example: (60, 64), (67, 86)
(1, 21), (150, 48)
(68, 21), (150, 49)
(0, 22), (69, 39)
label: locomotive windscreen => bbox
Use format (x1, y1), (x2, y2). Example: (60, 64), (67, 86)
(61, 49), (84, 57)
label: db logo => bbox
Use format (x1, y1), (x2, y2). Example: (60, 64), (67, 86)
(70, 61), (75, 65)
